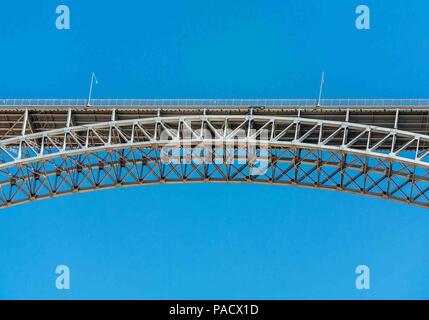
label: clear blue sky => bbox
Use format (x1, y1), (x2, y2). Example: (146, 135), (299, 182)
(1, 0), (429, 299)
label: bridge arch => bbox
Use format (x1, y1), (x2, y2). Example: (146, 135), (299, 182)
(0, 114), (428, 208)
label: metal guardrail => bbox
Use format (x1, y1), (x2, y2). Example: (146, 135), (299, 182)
(1, 99), (429, 107)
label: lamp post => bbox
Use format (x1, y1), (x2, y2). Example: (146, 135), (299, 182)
(87, 72), (98, 107)
(317, 71), (324, 107)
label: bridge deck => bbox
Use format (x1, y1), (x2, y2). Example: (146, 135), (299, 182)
(1, 99), (429, 140)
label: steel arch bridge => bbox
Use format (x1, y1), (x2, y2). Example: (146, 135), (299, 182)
(1, 98), (429, 209)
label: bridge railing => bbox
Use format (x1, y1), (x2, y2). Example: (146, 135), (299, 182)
(1, 99), (429, 107)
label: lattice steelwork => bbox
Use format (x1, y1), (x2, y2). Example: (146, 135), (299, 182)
(1, 100), (429, 208)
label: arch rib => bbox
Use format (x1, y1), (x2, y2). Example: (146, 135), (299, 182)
(0, 115), (427, 209)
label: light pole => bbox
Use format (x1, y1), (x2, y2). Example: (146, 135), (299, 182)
(316, 71), (324, 107)
(87, 72), (98, 107)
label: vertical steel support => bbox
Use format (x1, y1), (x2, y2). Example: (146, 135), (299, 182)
(66, 108), (72, 127)
(391, 108), (399, 153)
(21, 109), (28, 136)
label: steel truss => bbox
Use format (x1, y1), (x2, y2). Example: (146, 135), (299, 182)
(1, 115), (429, 208)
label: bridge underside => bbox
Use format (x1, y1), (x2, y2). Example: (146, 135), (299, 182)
(0, 100), (429, 209)
(1, 144), (428, 208)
